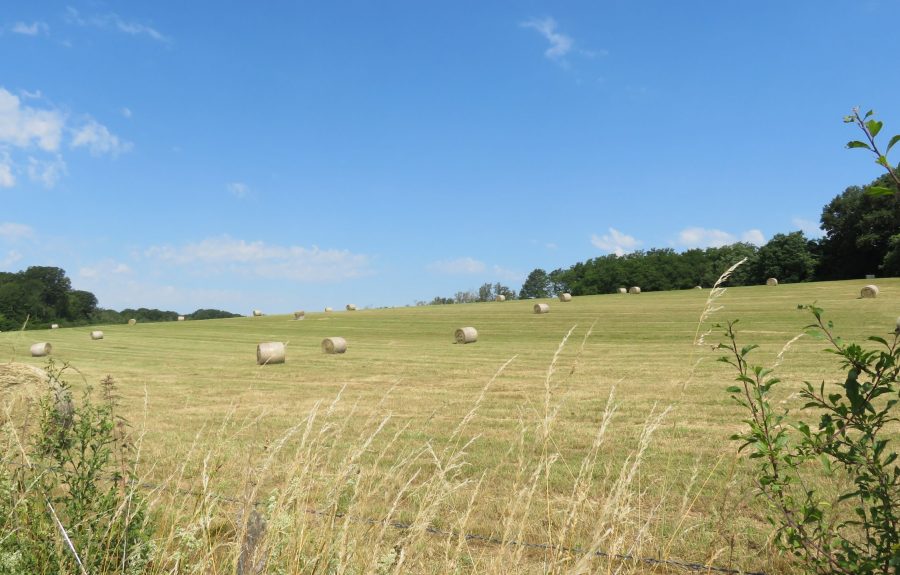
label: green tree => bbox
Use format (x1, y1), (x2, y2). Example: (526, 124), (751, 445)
(519, 268), (551, 299)
(492, 282), (516, 300)
(753, 231), (817, 283)
(477, 282), (493, 302)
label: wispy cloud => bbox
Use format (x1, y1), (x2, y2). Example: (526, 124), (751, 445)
(0, 87), (64, 151)
(0, 152), (14, 188)
(78, 259), (132, 279)
(71, 119), (132, 156)
(492, 264), (524, 283)
(591, 228), (641, 256)
(227, 181), (251, 199)
(27, 155), (66, 187)
(65, 7), (171, 44)
(0, 250), (22, 267)
(144, 235), (372, 282)
(0, 222), (35, 241)
(426, 257), (487, 275)
(676, 227), (766, 249)
(120, 107), (132, 118)
(791, 217), (823, 238)
(11, 21), (49, 36)
(521, 17), (573, 60)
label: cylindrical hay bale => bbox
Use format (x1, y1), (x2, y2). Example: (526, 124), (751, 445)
(496, 294), (506, 302)
(90, 330), (103, 340)
(50, 324), (59, 329)
(293, 310), (305, 320)
(256, 342), (285, 365)
(322, 337), (347, 354)
(766, 278), (778, 286)
(455, 327), (478, 344)
(628, 286), (641, 294)
(346, 304), (357, 311)
(324, 306), (333, 312)
(534, 303), (550, 314)
(558, 293), (572, 302)
(617, 287), (627, 294)
(128, 318), (137, 325)
(694, 285), (703, 290)
(178, 316), (185, 321)
(252, 309), (263, 317)
(30, 342), (51, 357)
(860, 284), (879, 298)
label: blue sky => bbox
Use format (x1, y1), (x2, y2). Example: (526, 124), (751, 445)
(1, 1), (898, 313)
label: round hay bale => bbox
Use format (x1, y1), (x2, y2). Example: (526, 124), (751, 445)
(252, 309), (263, 317)
(346, 304), (357, 311)
(558, 293), (572, 302)
(860, 284), (879, 298)
(128, 318), (137, 326)
(322, 337), (347, 354)
(694, 285), (703, 290)
(256, 342), (285, 365)
(496, 294), (506, 302)
(90, 330), (103, 340)
(617, 287), (627, 294)
(533, 303), (550, 314)
(177, 316), (185, 321)
(455, 327), (478, 344)
(50, 324), (59, 329)
(293, 310), (305, 320)
(766, 278), (778, 286)
(30, 342), (51, 357)
(0, 362), (47, 390)
(324, 306), (333, 312)
(628, 286), (641, 294)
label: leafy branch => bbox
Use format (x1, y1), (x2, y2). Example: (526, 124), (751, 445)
(844, 107), (900, 197)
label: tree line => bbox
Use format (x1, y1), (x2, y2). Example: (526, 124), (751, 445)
(0, 266), (240, 331)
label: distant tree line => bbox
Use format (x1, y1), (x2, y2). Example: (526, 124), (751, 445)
(531, 174), (899, 297)
(0, 267), (240, 331)
(419, 282), (517, 306)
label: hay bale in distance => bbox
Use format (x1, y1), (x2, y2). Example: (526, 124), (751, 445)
(293, 311), (305, 320)
(766, 278), (778, 286)
(694, 285), (703, 290)
(558, 293), (572, 302)
(346, 304), (357, 311)
(496, 294), (506, 302)
(322, 337), (347, 354)
(90, 331), (103, 340)
(860, 285), (879, 298)
(128, 318), (137, 326)
(455, 327), (478, 344)
(252, 309), (263, 317)
(177, 316), (185, 321)
(324, 306), (333, 312)
(256, 342), (285, 365)
(628, 286), (641, 294)
(30, 342), (51, 357)
(50, 324), (59, 329)
(534, 303), (550, 314)
(866, 274), (876, 280)
(617, 287), (627, 294)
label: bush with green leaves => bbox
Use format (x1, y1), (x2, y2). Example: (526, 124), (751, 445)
(0, 362), (153, 574)
(719, 306), (899, 574)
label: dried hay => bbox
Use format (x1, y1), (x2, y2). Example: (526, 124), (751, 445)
(178, 316), (185, 321)
(694, 285), (703, 289)
(0, 362), (47, 390)
(533, 303), (550, 314)
(860, 284), (879, 298)
(256, 342), (285, 365)
(322, 337), (347, 354)
(30, 342), (51, 357)
(90, 331), (104, 340)
(51, 324), (59, 329)
(252, 309), (263, 317)
(766, 278), (778, 286)
(628, 286), (641, 294)
(293, 311), (305, 320)
(496, 294), (506, 302)
(558, 293), (572, 302)
(617, 287), (627, 294)
(324, 307), (333, 312)
(346, 304), (357, 311)
(454, 327), (478, 344)
(128, 318), (137, 325)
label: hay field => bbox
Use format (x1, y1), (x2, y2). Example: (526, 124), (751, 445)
(2, 278), (898, 573)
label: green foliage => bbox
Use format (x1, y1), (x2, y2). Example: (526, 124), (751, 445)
(844, 107), (900, 197)
(752, 232), (818, 283)
(720, 307), (899, 574)
(0, 363), (153, 573)
(519, 268), (552, 299)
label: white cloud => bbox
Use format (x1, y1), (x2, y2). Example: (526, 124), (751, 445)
(71, 119), (132, 156)
(426, 257), (487, 275)
(65, 7), (171, 44)
(27, 155), (66, 187)
(0, 87), (64, 151)
(0, 222), (34, 241)
(78, 259), (132, 279)
(0, 153), (14, 188)
(227, 181), (250, 198)
(591, 228), (641, 256)
(492, 265), (524, 283)
(792, 217), (824, 238)
(144, 236), (372, 282)
(0, 250), (22, 267)
(120, 107), (132, 118)
(11, 21), (48, 36)
(741, 229), (766, 246)
(521, 17), (573, 60)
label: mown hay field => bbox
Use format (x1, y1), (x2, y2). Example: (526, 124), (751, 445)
(2, 278), (898, 573)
